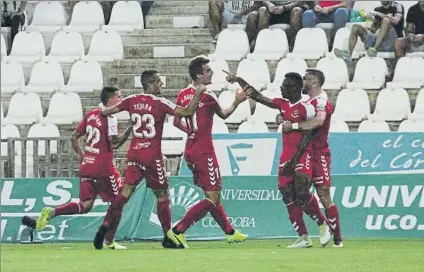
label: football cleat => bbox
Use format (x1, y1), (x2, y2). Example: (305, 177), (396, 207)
(167, 229), (189, 249)
(36, 207), (54, 231)
(287, 234), (313, 248)
(226, 230), (248, 244)
(319, 222), (332, 247)
(162, 237), (184, 249)
(104, 241), (127, 250)
(333, 239), (344, 248)
(93, 225), (108, 250)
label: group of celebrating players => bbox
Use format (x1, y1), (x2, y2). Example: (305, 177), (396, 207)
(21, 55), (343, 249)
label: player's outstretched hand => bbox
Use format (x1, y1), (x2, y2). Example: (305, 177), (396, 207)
(275, 113), (283, 124)
(282, 120), (293, 133)
(223, 70), (238, 84)
(235, 87), (248, 103)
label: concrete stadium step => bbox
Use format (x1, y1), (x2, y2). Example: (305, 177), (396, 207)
(149, 5), (209, 15)
(104, 73), (193, 89)
(121, 35), (213, 45)
(130, 28), (213, 37)
(146, 14), (211, 29)
(123, 43), (213, 59)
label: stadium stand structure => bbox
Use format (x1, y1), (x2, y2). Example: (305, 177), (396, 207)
(1, 1), (424, 178)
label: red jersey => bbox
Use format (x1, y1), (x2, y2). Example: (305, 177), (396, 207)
(117, 94), (176, 157)
(309, 93), (332, 151)
(76, 108), (118, 177)
(319, 1), (342, 8)
(176, 86), (219, 153)
(273, 97), (316, 150)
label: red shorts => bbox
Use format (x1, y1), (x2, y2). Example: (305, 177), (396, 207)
(185, 152), (222, 191)
(278, 149), (313, 189)
(124, 155), (168, 190)
(312, 150), (331, 187)
(79, 168), (122, 202)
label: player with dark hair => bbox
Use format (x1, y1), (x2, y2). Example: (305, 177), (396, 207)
(167, 55), (249, 248)
(97, 70), (206, 249)
(281, 68), (343, 248)
(29, 86), (132, 249)
(227, 71), (330, 248)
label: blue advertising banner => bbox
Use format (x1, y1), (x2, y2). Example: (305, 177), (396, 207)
(179, 133), (424, 176)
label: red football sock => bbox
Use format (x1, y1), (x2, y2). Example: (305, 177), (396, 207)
(286, 202), (308, 236)
(157, 199), (172, 235)
(302, 192), (327, 226)
(105, 211), (122, 243)
(103, 194), (128, 228)
(176, 199), (215, 234)
(210, 203), (234, 235)
(326, 204), (342, 241)
(54, 202), (81, 216)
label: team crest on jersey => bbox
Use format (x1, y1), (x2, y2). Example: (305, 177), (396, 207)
(149, 181), (202, 228)
(292, 110), (299, 118)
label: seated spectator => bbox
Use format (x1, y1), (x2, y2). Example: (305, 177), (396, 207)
(335, 1), (404, 63)
(394, 1), (424, 58)
(209, 1), (261, 41)
(244, 1), (310, 48)
(1, 1), (27, 52)
(302, 0), (349, 34)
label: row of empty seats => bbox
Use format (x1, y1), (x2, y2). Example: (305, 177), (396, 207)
(211, 27), (424, 62)
(1, 29), (123, 63)
(1, 60), (103, 93)
(26, 1), (144, 32)
(209, 56), (424, 92)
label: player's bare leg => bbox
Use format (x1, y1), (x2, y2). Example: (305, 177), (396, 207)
(280, 183), (312, 248)
(207, 191), (248, 243)
(36, 199), (94, 231)
(316, 186), (343, 247)
(94, 184), (134, 250)
(295, 174), (332, 247)
(153, 189), (180, 249)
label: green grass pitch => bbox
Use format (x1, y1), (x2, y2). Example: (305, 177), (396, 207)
(2, 239), (423, 272)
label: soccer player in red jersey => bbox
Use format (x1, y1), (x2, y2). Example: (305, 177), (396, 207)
(31, 86), (131, 249)
(97, 70), (206, 249)
(225, 71), (330, 248)
(281, 68), (343, 248)
(166, 56), (249, 248)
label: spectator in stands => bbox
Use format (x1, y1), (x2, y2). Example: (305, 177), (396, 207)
(335, 1), (404, 62)
(302, 1), (349, 34)
(394, 1), (424, 58)
(244, 1), (310, 49)
(209, 1), (262, 41)
(140, 1), (154, 28)
(1, 1), (27, 52)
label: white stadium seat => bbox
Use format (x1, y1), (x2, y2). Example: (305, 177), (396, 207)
(3, 93), (43, 125)
(333, 89), (370, 122)
(208, 59), (230, 91)
(268, 57), (307, 90)
(102, 1), (144, 32)
(22, 60), (64, 93)
(289, 28), (328, 59)
(63, 1), (105, 32)
(218, 90), (251, 123)
(209, 29), (249, 61)
(237, 118), (269, 133)
(4, 31), (45, 63)
(212, 116), (229, 134)
(62, 60), (103, 93)
(0, 103), (3, 119)
(316, 55), (349, 90)
(26, 1), (66, 32)
(228, 58), (270, 91)
(43, 31), (84, 62)
(347, 57), (387, 89)
(330, 27), (365, 59)
(1, 33), (6, 57)
(408, 88), (424, 120)
(1, 60), (25, 93)
(398, 120), (424, 132)
(358, 120), (391, 132)
(247, 28), (288, 60)
(386, 57), (424, 89)
(252, 90), (280, 123)
(40, 92), (83, 124)
(82, 30), (124, 62)
(1, 123), (22, 177)
(369, 88), (411, 121)
(162, 119), (187, 156)
(330, 120), (350, 132)
(26, 123), (59, 156)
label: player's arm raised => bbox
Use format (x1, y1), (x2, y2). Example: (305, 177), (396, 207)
(101, 105), (121, 116)
(215, 86), (248, 119)
(297, 111), (327, 130)
(173, 85), (206, 117)
(223, 70), (275, 109)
